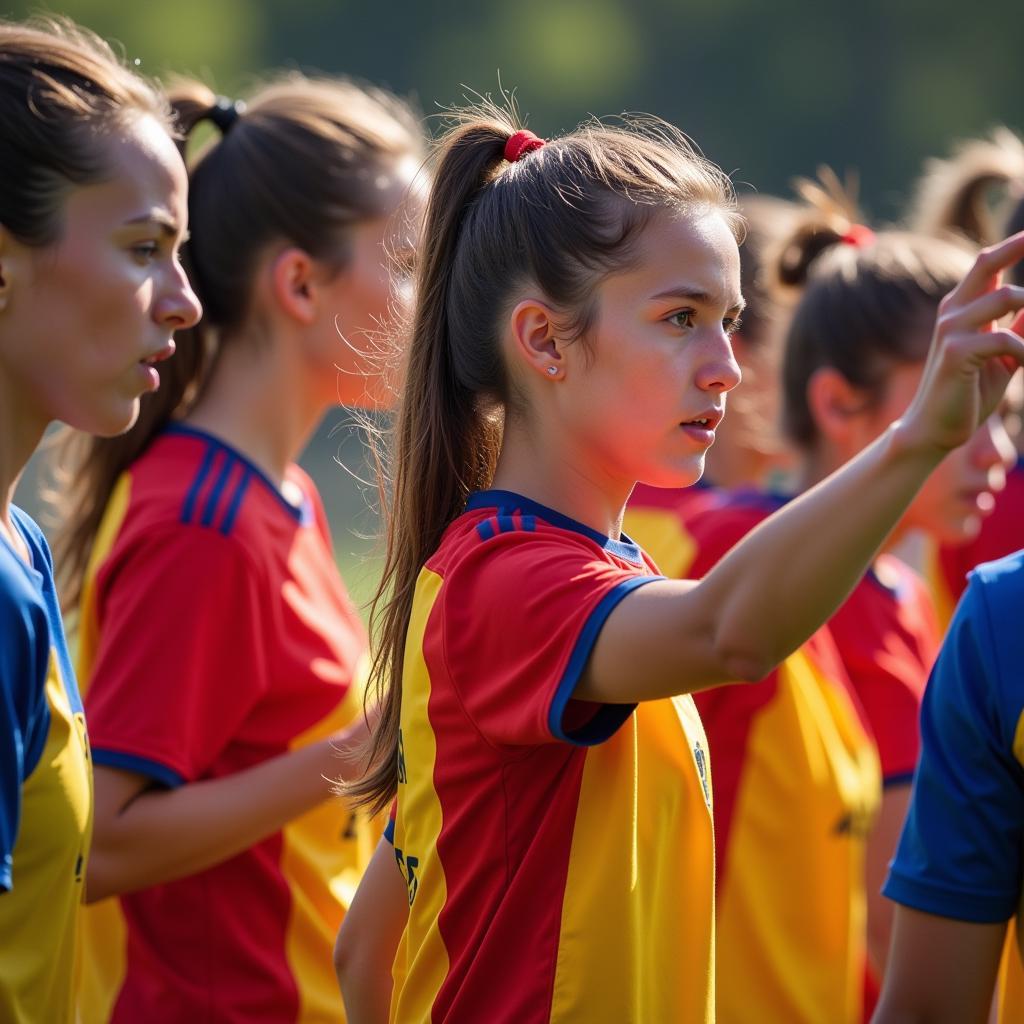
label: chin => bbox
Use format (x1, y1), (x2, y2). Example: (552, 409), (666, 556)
(639, 460), (706, 490)
(69, 401), (141, 439)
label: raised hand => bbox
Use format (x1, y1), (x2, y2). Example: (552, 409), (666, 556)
(897, 232), (1024, 455)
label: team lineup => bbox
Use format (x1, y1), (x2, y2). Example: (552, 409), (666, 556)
(2, 14), (1024, 1024)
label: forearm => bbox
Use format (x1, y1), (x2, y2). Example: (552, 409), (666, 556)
(87, 734), (365, 901)
(335, 838), (407, 1023)
(701, 423), (941, 680)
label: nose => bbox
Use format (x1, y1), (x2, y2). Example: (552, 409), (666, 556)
(694, 331), (743, 395)
(156, 262), (203, 331)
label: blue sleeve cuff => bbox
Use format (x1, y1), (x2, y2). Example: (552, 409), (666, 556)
(548, 575), (663, 746)
(0, 853), (11, 893)
(92, 748), (185, 789)
(883, 869), (1020, 924)
(882, 771), (915, 790)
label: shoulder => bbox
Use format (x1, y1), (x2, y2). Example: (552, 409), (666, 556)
(967, 549), (1024, 603)
(431, 501), (649, 587)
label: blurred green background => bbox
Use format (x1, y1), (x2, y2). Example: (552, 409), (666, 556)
(9, 0), (1024, 614)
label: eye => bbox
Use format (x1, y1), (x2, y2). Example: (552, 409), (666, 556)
(131, 241), (160, 263)
(667, 309), (695, 330)
(724, 316), (743, 336)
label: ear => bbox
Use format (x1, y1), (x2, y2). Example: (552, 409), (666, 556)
(268, 247), (318, 326)
(508, 298), (566, 380)
(805, 366), (874, 449)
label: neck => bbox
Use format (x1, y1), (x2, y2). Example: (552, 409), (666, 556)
(184, 332), (326, 488)
(0, 372), (48, 531)
(490, 415), (632, 539)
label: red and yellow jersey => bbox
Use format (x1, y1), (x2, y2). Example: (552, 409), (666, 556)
(622, 480), (719, 578)
(926, 458), (1024, 628)
(677, 491), (880, 1024)
(828, 555), (939, 787)
(1, 508), (92, 1024)
(391, 489), (716, 1024)
(74, 425), (372, 1024)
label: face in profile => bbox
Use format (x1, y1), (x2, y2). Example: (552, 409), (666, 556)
(311, 155), (427, 411)
(560, 208), (744, 491)
(1, 112), (201, 437)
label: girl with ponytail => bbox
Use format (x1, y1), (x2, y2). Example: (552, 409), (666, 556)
(55, 74), (424, 1023)
(906, 129), (1024, 625)
(339, 100), (1024, 1023)
(0, 17), (201, 1022)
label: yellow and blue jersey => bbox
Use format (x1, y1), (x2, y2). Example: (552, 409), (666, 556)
(0, 506), (92, 1024)
(885, 549), (1024, 1024)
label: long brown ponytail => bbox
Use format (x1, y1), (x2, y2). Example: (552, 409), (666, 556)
(52, 73), (423, 611)
(349, 103), (740, 815)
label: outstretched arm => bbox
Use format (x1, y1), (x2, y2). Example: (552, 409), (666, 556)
(579, 234), (1024, 704)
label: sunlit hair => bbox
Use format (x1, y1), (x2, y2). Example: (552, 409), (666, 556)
(776, 170), (975, 450)
(0, 16), (167, 247)
(907, 127), (1024, 287)
(348, 100), (741, 815)
(52, 72), (424, 611)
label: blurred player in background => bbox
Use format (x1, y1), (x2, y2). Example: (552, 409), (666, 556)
(53, 74), (424, 1023)
(905, 129), (1024, 624)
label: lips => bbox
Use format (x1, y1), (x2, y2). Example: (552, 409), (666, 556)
(140, 340), (176, 367)
(679, 407), (724, 430)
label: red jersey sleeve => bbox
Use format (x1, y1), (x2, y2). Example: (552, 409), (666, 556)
(830, 563), (938, 785)
(437, 530), (658, 748)
(84, 524), (270, 785)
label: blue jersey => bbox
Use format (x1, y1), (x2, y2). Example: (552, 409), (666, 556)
(884, 550), (1024, 1022)
(0, 506), (92, 1023)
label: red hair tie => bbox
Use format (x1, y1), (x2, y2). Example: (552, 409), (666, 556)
(840, 224), (876, 248)
(504, 130), (545, 163)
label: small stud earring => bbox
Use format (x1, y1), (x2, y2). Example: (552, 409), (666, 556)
(546, 366), (558, 376)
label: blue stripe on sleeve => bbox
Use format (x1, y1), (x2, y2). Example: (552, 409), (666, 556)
(92, 749), (185, 789)
(201, 453), (236, 528)
(547, 575), (663, 746)
(219, 468), (253, 536)
(180, 444), (218, 525)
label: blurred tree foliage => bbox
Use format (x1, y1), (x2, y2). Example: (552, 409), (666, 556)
(8, 0), (1024, 217)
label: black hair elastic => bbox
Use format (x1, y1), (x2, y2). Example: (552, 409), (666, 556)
(206, 96), (246, 135)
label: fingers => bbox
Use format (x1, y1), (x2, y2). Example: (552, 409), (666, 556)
(940, 285), (1024, 335)
(943, 232), (1024, 308)
(946, 327), (1024, 369)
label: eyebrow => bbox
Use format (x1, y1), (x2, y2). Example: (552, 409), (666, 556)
(124, 212), (184, 239)
(650, 287), (746, 312)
